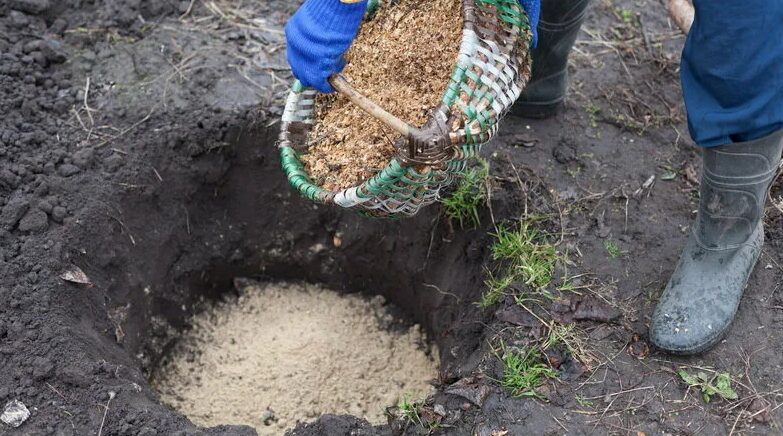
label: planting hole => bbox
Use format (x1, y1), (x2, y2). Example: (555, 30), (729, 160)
(152, 281), (438, 434)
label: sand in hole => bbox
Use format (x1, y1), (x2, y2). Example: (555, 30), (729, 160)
(153, 282), (438, 434)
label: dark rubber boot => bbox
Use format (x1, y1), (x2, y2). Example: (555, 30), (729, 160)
(650, 129), (783, 354)
(511, 0), (591, 119)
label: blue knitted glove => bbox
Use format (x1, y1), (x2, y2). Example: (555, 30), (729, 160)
(518, 0), (541, 47)
(285, 0), (368, 93)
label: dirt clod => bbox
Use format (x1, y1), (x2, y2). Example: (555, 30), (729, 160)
(301, 0), (462, 191)
(18, 208), (48, 233)
(154, 282), (438, 434)
(9, 0), (50, 15)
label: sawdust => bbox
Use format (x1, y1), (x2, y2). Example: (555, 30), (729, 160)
(154, 282), (438, 434)
(301, 0), (463, 191)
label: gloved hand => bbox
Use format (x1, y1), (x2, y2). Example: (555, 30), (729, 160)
(285, 0), (368, 93)
(518, 0), (541, 47)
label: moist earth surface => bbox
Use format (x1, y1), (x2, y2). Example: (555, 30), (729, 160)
(1, 1), (782, 435)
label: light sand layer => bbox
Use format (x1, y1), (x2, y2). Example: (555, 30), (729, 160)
(154, 282), (438, 434)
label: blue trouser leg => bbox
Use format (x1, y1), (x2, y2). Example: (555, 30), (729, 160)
(681, 0), (783, 147)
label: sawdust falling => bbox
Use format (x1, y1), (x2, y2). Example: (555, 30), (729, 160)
(154, 282), (438, 434)
(301, 0), (463, 191)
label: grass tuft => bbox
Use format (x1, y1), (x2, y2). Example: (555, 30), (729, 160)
(490, 222), (559, 289)
(575, 393), (594, 408)
(479, 269), (514, 309)
(441, 159), (489, 228)
(499, 344), (557, 399)
(397, 394), (423, 426)
(604, 239), (621, 258)
(478, 220), (560, 308)
(396, 394), (439, 433)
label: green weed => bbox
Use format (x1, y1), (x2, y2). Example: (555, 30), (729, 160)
(557, 276), (577, 292)
(620, 9), (636, 24)
(478, 220), (559, 308)
(678, 370), (738, 403)
(604, 240), (621, 258)
(441, 159), (489, 228)
(479, 270), (514, 309)
(397, 394), (423, 426)
(396, 394), (439, 432)
(499, 345), (557, 399)
(491, 222), (558, 289)
(585, 103), (601, 116)
(585, 103), (601, 128)
(575, 394), (594, 408)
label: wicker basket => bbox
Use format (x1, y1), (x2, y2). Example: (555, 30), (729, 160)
(278, 0), (533, 218)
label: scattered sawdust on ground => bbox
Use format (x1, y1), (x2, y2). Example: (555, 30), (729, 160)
(154, 282), (438, 434)
(301, 0), (463, 191)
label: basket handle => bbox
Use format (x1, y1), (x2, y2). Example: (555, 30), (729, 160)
(329, 74), (416, 137)
(328, 74), (454, 165)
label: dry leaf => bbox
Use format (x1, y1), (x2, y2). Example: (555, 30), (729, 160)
(59, 265), (92, 285)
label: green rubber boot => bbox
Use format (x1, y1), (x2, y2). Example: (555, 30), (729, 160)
(511, 0), (591, 119)
(650, 129), (783, 354)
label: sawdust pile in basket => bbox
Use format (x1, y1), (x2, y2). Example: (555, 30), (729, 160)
(300, 0), (463, 191)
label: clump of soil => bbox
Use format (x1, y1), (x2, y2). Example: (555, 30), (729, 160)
(154, 282), (438, 434)
(301, 0), (463, 191)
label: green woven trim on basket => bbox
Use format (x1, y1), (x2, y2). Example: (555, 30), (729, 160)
(443, 64), (468, 108)
(367, 0), (380, 15)
(280, 146), (330, 203)
(360, 159), (445, 201)
(476, 0), (531, 36)
(362, 159), (405, 196)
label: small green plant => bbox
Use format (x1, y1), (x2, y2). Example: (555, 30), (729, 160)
(575, 394), (594, 408)
(491, 222), (558, 289)
(396, 394), (439, 432)
(441, 159), (489, 228)
(620, 9), (635, 24)
(499, 345), (557, 399)
(557, 276), (577, 292)
(585, 103), (601, 116)
(479, 270), (514, 309)
(604, 240), (621, 258)
(478, 220), (559, 309)
(678, 370), (738, 403)
(397, 394), (424, 427)
(585, 103), (601, 128)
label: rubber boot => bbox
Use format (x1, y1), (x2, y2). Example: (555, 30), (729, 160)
(511, 0), (591, 119)
(650, 129), (783, 354)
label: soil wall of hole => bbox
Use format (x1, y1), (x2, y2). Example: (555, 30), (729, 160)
(0, 3), (500, 434)
(59, 123), (493, 435)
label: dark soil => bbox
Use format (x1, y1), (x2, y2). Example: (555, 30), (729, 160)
(1, 1), (782, 436)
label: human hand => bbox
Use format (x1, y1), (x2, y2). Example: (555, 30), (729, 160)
(284, 0), (368, 93)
